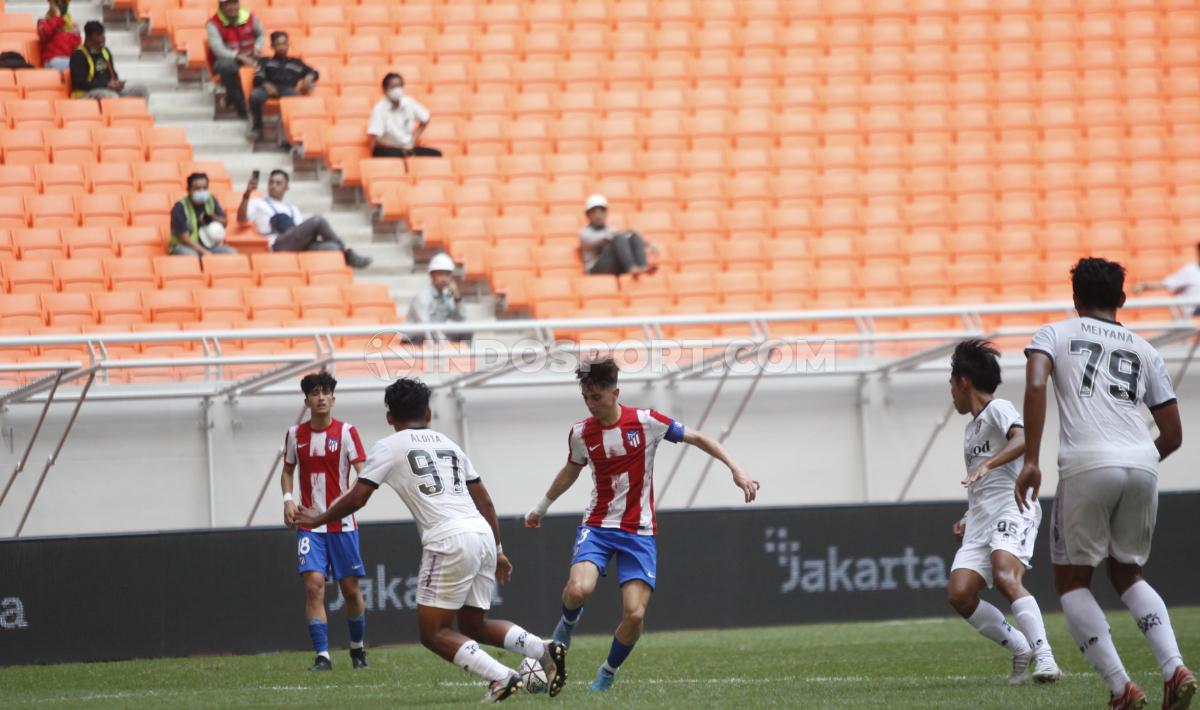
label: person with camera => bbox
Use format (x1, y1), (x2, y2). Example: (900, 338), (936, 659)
(237, 169), (372, 268)
(38, 0), (80, 71)
(170, 172), (235, 257)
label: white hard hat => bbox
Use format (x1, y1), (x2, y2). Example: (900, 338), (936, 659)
(585, 194), (608, 212)
(197, 221), (225, 249)
(428, 253), (455, 273)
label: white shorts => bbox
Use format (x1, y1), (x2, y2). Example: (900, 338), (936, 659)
(417, 531), (497, 611)
(1051, 467), (1157, 567)
(952, 506), (1041, 588)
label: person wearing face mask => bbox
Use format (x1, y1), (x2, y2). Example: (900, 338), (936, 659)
(38, 0), (80, 71)
(246, 31), (318, 141)
(68, 22), (148, 99)
(367, 73), (442, 158)
(206, 0), (264, 120)
(170, 172), (236, 257)
(405, 253), (468, 342)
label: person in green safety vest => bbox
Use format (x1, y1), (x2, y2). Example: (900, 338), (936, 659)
(169, 172), (237, 257)
(68, 21), (148, 99)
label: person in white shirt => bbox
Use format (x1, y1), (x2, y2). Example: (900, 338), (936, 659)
(579, 194), (657, 277)
(1133, 242), (1200, 315)
(238, 169), (371, 268)
(406, 253), (469, 343)
(294, 378), (568, 702)
(1019, 257), (1192, 710)
(367, 72), (441, 158)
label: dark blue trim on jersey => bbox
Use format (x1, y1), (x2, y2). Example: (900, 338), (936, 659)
(665, 421), (685, 443)
(1023, 347), (1053, 363)
(359, 478), (379, 489)
(1149, 398), (1178, 412)
(1083, 314), (1123, 326)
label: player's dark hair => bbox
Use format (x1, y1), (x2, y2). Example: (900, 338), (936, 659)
(84, 20), (104, 39)
(300, 371), (337, 395)
(385, 377), (431, 421)
(270, 30), (287, 43)
(270, 168), (289, 183)
(950, 340), (1002, 394)
(186, 172), (208, 190)
(576, 357), (619, 389)
(1071, 257), (1126, 310)
(382, 72), (403, 90)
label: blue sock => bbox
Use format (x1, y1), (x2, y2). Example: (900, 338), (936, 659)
(347, 614), (365, 650)
(561, 605), (582, 625)
(307, 617), (329, 656)
(604, 637), (635, 671)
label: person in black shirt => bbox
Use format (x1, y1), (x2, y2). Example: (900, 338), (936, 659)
(68, 21), (148, 99)
(247, 31), (318, 140)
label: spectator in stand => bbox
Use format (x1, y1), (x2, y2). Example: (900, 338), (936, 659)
(579, 194), (658, 277)
(38, 0), (80, 71)
(69, 22), (148, 99)
(367, 73), (442, 158)
(237, 169), (372, 268)
(406, 253), (468, 342)
(170, 172), (236, 257)
(206, 0), (264, 121)
(1133, 242), (1200, 315)
(246, 31), (318, 141)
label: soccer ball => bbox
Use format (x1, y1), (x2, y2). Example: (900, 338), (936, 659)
(518, 657), (548, 694)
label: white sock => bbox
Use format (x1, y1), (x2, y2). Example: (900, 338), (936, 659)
(452, 640), (512, 683)
(317, 651), (330, 660)
(503, 624), (547, 660)
(967, 600), (1031, 655)
(1011, 595), (1053, 659)
(601, 661), (617, 675)
(1061, 588), (1130, 695)
(1121, 580), (1185, 681)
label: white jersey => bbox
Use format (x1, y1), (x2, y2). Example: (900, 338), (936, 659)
(963, 398), (1030, 539)
(357, 427), (492, 544)
(1025, 316), (1177, 479)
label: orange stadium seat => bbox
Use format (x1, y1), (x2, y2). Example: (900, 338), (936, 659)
(53, 257), (107, 293)
(105, 256), (158, 291)
(93, 290), (146, 325)
(62, 227), (114, 259)
(4, 259), (56, 293)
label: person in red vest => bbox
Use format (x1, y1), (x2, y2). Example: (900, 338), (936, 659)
(206, 0), (263, 120)
(37, 0), (81, 71)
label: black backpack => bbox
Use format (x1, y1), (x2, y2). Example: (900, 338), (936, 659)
(0, 52), (34, 69)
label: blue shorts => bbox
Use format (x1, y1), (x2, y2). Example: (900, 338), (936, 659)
(297, 530), (365, 580)
(570, 525), (657, 589)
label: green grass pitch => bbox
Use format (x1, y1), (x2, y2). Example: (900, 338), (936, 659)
(3, 607), (1197, 709)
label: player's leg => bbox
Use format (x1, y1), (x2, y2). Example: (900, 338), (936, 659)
(947, 565), (1032, 683)
(1106, 470), (1194, 709)
(328, 531), (368, 669)
(991, 550), (1060, 682)
(1052, 470), (1142, 705)
(555, 526), (613, 647)
(419, 604), (520, 700)
(459, 606), (568, 697)
(590, 533), (656, 693)
(297, 530), (333, 671)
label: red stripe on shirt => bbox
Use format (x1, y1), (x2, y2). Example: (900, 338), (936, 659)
(619, 421), (648, 532)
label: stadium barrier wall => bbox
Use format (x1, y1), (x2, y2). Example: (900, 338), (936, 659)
(4, 493), (1199, 666)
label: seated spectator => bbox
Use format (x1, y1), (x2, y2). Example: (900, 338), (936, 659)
(37, 0), (80, 71)
(579, 194), (657, 277)
(69, 22), (148, 99)
(1134, 242), (1200, 315)
(246, 31), (318, 141)
(237, 169), (372, 268)
(367, 73), (442, 158)
(170, 172), (236, 257)
(206, 0), (263, 120)
(406, 253), (468, 342)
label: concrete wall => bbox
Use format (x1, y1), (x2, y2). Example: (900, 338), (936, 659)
(1, 360), (1195, 537)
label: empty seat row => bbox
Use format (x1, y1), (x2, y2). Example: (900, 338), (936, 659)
(0, 97), (152, 128)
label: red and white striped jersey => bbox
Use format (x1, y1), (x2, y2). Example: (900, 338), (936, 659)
(567, 405), (685, 536)
(284, 419), (366, 533)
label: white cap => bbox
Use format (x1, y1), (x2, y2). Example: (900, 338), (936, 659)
(585, 194), (608, 212)
(197, 221), (225, 249)
(428, 253), (455, 273)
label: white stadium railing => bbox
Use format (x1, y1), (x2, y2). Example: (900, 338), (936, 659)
(1, 297), (1198, 534)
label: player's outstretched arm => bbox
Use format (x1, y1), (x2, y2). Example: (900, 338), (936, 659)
(294, 480), (375, 529)
(467, 480), (512, 583)
(524, 461), (583, 528)
(681, 429), (760, 503)
(962, 427), (1025, 487)
(1015, 352), (1051, 512)
(1151, 402), (1183, 461)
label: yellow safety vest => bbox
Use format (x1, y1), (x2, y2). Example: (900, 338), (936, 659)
(69, 46), (114, 98)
